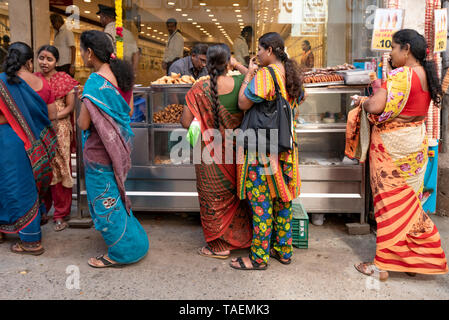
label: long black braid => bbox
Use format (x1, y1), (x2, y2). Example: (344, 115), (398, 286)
(206, 44), (231, 129)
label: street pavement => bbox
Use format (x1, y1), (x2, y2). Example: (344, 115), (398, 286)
(0, 212), (448, 300)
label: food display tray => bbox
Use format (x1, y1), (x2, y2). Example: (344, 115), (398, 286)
(304, 81), (345, 88)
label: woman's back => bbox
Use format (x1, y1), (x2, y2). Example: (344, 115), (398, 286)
(216, 75), (245, 116)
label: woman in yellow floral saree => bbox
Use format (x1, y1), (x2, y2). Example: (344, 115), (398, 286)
(347, 30), (447, 281)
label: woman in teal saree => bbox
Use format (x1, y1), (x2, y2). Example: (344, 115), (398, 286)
(77, 30), (148, 268)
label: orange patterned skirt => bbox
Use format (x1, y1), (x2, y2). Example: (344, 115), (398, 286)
(370, 120), (447, 274)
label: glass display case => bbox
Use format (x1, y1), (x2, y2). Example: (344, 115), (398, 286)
(76, 84), (370, 220)
(296, 86), (368, 223)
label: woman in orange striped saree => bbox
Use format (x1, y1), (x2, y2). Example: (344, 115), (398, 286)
(347, 30), (447, 281)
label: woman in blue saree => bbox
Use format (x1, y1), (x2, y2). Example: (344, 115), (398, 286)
(77, 30), (148, 268)
(0, 42), (57, 255)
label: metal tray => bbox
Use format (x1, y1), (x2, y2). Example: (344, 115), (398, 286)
(304, 81), (345, 88)
(150, 84), (193, 88)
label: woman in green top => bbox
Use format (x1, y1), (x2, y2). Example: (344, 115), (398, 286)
(181, 44), (253, 259)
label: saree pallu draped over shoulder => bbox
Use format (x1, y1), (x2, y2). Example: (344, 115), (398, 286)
(185, 79), (253, 251)
(0, 73), (57, 233)
(81, 73), (148, 264)
(345, 67), (448, 274)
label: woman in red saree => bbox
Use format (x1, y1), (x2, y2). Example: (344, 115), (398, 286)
(348, 29), (447, 280)
(36, 45), (79, 231)
(181, 44), (252, 259)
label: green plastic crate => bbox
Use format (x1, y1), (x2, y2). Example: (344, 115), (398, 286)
(291, 200), (309, 249)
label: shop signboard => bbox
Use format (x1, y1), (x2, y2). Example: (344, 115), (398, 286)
(288, 0), (327, 36)
(371, 8), (404, 51)
(434, 8), (448, 53)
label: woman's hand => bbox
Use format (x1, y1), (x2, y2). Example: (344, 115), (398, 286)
(77, 85), (84, 100)
(230, 57), (239, 70)
(248, 57), (259, 77)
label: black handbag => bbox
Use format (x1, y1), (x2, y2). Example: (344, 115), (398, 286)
(239, 66), (296, 154)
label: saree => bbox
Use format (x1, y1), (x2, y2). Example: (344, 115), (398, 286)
(185, 77), (252, 252)
(346, 67), (448, 274)
(237, 64), (301, 203)
(82, 73), (149, 264)
(35, 71), (78, 188)
(0, 72), (57, 233)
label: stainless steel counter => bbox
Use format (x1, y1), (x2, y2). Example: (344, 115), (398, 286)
(75, 85), (369, 224)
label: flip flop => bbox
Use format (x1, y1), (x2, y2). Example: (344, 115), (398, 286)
(198, 246), (229, 259)
(10, 242), (45, 256)
(88, 255), (124, 268)
(230, 256), (268, 271)
(54, 220), (68, 232)
(270, 248), (291, 265)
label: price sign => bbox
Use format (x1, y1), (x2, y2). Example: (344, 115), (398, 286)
(434, 9), (448, 53)
(371, 9), (404, 51)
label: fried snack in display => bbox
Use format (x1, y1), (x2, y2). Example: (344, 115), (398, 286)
(153, 104), (185, 124)
(303, 64), (355, 84)
(151, 73), (196, 85)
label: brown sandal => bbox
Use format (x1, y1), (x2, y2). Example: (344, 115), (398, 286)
(354, 262), (389, 281)
(11, 241), (45, 256)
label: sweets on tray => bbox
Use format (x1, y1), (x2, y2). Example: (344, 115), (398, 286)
(303, 63), (355, 84)
(153, 104), (184, 124)
(151, 73), (196, 85)
(303, 74), (344, 84)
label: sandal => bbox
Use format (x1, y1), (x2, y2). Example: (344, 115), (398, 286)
(270, 248), (291, 265)
(198, 246), (229, 259)
(11, 241), (45, 256)
(54, 220), (68, 232)
(88, 255), (124, 268)
(354, 262), (389, 281)
(230, 256), (268, 271)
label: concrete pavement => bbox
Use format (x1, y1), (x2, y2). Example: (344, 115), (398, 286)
(0, 212), (448, 300)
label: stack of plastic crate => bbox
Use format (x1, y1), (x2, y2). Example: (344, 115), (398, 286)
(292, 200), (309, 249)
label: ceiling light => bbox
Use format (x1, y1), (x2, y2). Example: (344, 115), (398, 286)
(215, 22), (220, 25)
(212, 18), (217, 21)
(206, 9), (211, 12)
(208, 14), (214, 17)
(235, 9), (241, 12)
(147, 26), (151, 29)
(238, 19), (243, 22)
(159, 32), (163, 34)
(84, 10), (91, 14)
(187, 18), (193, 21)
(199, 2), (206, 5)
(176, 8), (182, 11)
(167, 1), (175, 5)
(84, 0), (91, 2)
(233, 3), (239, 6)
(154, 29), (158, 32)
(236, 15), (242, 17)
(182, 13), (188, 16)
(192, 22), (197, 24)
(196, 25), (201, 28)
